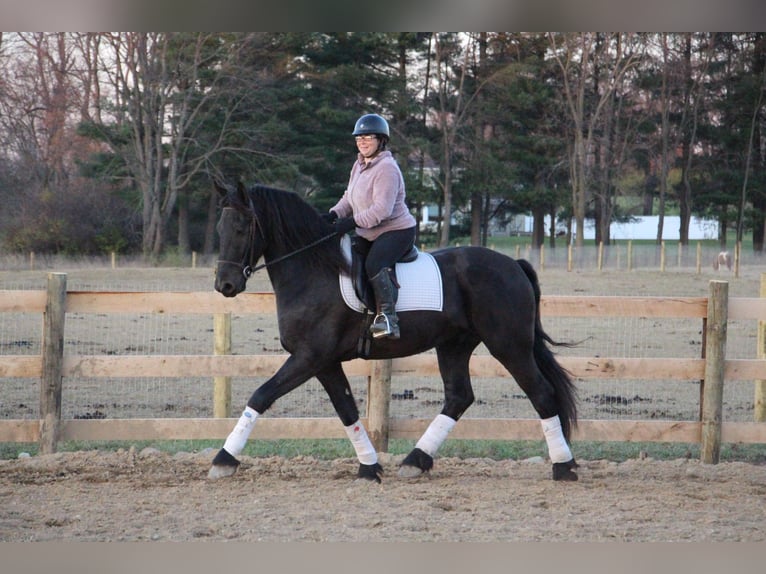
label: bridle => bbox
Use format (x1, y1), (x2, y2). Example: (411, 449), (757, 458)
(216, 195), (340, 279)
(216, 194), (263, 279)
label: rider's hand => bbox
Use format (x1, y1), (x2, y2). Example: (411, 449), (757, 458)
(333, 216), (356, 235)
(320, 211), (338, 224)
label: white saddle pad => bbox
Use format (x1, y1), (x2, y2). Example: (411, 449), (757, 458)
(339, 235), (443, 313)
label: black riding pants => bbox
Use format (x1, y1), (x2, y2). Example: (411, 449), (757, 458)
(360, 226), (417, 278)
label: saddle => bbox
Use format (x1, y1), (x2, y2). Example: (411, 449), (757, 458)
(350, 236), (419, 311)
(339, 236), (442, 356)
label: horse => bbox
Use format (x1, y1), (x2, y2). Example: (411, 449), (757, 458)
(713, 251), (733, 271)
(209, 181), (580, 482)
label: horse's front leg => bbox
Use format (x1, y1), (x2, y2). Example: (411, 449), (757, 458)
(316, 364), (383, 483)
(208, 354), (317, 479)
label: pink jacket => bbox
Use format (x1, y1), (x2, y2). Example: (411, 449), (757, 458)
(330, 151), (416, 241)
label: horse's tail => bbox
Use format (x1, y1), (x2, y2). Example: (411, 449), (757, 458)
(517, 258), (578, 439)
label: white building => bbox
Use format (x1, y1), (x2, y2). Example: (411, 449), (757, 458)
(499, 214), (717, 240)
(575, 215), (718, 241)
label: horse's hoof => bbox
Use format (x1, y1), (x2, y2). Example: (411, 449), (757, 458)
(208, 464), (238, 480)
(398, 464), (425, 478)
(207, 448), (240, 479)
(358, 462), (383, 483)
(399, 447), (434, 479)
(552, 459), (579, 481)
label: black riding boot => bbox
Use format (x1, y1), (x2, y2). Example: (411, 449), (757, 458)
(369, 268), (400, 339)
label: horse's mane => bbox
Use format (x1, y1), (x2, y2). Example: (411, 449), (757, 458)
(243, 184), (349, 275)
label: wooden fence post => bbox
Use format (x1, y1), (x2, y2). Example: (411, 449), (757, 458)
(597, 242), (603, 271)
(627, 240), (633, 271)
(213, 313), (232, 418)
(696, 242), (702, 275)
(701, 280), (728, 464)
(39, 273), (67, 455)
(755, 273), (766, 422)
(367, 359), (392, 452)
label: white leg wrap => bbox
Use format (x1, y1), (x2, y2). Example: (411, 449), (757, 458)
(415, 414), (456, 457)
(344, 420), (378, 465)
(541, 415), (573, 463)
(223, 406), (259, 457)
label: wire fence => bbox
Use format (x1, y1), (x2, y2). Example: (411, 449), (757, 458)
(1, 251), (764, 427)
(2, 241), (766, 274)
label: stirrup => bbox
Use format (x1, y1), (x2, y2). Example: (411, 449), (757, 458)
(370, 313), (399, 339)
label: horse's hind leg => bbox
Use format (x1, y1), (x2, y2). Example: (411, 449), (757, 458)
(493, 351), (578, 481)
(399, 335), (478, 478)
(316, 364), (383, 483)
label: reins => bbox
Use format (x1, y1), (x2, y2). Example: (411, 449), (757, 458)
(216, 198), (341, 279)
(244, 230), (341, 276)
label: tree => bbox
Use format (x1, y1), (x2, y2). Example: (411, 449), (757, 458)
(747, 33), (766, 252)
(4, 32), (766, 258)
(478, 33), (568, 248)
(589, 34), (649, 246)
(0, 33), (136, 255)
(689, 33), (766, 251)
(428, 33), (525, 247)
(427, 33), (468, 247)
(286, 32), (436, 241)
(676, 34), (715, 246)
(76, 33), (293, 258)
(646, 33), (679, 242)
(549, 33), (641, 248)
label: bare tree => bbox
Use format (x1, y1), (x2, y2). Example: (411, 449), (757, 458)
(548, 33), (641, 248)
(431, 34), (464, 247)
(654, 33), (674, 243)
(92, 33), (258, 258)
(677, 34), (715, 246)
(0, 33), (136, 254)
(13, 33), (76, 191)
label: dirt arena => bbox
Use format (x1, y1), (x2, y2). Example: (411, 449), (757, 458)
(1, 262), (766, 542)
(1, 448), (765, 542)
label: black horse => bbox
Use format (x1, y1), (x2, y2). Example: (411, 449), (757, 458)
(209, 182), (579, 482)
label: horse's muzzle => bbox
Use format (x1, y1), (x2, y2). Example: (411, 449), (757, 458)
(215, 276), (244, 298)
(215, 260), (248, 297)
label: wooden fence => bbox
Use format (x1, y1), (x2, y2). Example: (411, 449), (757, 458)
(2, 272), (766, 464)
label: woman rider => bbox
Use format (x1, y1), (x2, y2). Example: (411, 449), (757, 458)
(323, 113), (417, 340)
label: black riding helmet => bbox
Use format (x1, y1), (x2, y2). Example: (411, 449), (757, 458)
(352, 113), (390, 149)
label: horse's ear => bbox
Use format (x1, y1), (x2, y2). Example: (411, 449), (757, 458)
(213, 180), (228, 199)
(236, 181), (249, 205)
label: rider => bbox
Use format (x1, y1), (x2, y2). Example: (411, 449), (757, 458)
(323, 113), (417, 340)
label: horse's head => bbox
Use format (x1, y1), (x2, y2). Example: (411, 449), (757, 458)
(214, 181), (264, 297)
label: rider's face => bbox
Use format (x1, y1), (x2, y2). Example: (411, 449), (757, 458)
(355, 134), (379, 159)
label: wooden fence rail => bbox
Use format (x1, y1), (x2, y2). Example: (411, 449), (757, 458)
(2, 273), (766, 463)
